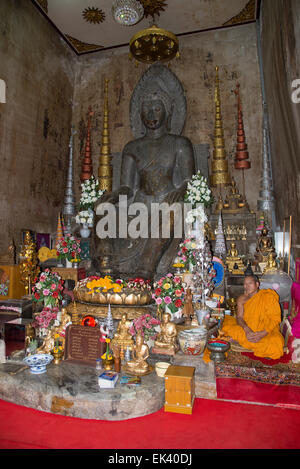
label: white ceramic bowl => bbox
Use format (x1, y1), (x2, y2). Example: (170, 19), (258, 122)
(23, 353), (53, 374)
(206, 299), (218, 309)
(155, 361), (170, 377)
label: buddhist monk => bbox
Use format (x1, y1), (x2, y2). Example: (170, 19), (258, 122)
(221, 275), (284, 359)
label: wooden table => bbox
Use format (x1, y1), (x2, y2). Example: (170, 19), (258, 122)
(51, 267), (86, 283)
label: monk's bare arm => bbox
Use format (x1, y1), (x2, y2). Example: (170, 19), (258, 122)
(236, 295), (252, 332)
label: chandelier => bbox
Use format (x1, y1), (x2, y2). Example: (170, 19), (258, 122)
(129, 24), (179, 64)
(112, 0), (144, 26)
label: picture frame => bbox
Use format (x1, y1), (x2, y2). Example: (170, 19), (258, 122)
(36, 233), (51, 251)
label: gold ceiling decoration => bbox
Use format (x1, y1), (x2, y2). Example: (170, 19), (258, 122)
(223, 0), (256, 26)
(129, 24), (179, 64)
(65, 34), (104, 54)
(82, 6), (106, 24)
(139, 0), (168, 19)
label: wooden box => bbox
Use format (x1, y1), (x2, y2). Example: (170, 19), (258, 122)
(0, 265), (26, 300)
(164, 365), (195, 415)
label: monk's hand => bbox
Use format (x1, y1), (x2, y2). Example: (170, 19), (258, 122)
(245, 329), (268, 343)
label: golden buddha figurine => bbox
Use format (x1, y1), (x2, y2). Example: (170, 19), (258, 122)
(263, 252), (279, 274)
(152, 312), (179, 355)
(225, 242), (245, 274)
(111, 312), (134, 350)
(124, 330), (151, 376)
(0, 239), (16, 265)
(255, 227), (276, 263)
(36, 328), (55, 354)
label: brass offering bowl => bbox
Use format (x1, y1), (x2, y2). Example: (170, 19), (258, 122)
(207, 339), (230, 362)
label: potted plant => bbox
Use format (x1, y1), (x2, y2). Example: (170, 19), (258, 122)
(56, 233), (81, 267)
(31, 306), (59, 338)
(32, 269), (64, 308)
(152, 273), (185, 319)
(129, 313), (161, 348)
(76, 176), (105, 236)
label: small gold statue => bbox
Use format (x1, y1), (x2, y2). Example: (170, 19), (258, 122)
(36, 308), (71, 354)
(123, 331), (151, 376)
(263, 253), (279, 274)
(152, 312), (179, 356)
(182, 288), (194, 325)
(111, 312), (134, 350)
(0, 239), (16, 265)
(255, 226), (276, 263)
(225, 242), (245, 274)
(36, 328), (55, 354)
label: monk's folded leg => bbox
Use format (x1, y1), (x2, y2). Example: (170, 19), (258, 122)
(250, 331), (284, 360)
(221, 317), (248, 344)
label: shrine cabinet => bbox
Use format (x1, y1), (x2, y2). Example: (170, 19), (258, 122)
(164, 365), (195, 415)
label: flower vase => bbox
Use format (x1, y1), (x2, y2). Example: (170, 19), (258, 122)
(44, 297), (55, 308)
(189, 203), (205, 248)
(80, 223), (91, 239)
(66, 259), (72, 268)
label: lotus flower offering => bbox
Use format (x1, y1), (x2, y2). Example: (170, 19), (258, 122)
(74, 275), (153, 305)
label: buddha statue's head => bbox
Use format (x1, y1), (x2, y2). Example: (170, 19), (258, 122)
(162, 312), (171, 324)
(139, 85), (174, 134)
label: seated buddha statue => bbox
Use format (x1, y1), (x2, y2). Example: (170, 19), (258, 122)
(36, 328), (55, 354)
(255, 226), (276, 263)
(226, 242), (245, 274)
(263, 252), (279, 274)
(124, 330), (150, 376)
(95, 64), (195, 280)
(153, 312), (178, 355)
(111, 313), (134, 350)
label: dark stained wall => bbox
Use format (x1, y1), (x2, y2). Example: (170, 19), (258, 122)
(0, 0), (76, 253)
(260, 0), (300, 261)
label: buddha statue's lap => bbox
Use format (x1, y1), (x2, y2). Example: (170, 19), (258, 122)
(95, 65), (195, 279)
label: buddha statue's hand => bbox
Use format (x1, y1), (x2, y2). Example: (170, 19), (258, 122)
(97, 186), (133, 205)
(164, 185), (187, 205)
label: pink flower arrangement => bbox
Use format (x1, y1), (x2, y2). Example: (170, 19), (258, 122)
(129, 314), (161, 342)
(56, 233), (81, 261)
(152, 273), (185, 315)
(177, 236), (198, 269)
(32, 306), (59, 330)
(32, 269), (64, 307)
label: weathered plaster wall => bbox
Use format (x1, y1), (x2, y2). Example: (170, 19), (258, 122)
(0, 0), (76, 252)
(260, 0), (300, 259)
(73, 23), (262, 212)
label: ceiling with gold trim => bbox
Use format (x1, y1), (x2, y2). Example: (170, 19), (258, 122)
(32, 0), (259, 55)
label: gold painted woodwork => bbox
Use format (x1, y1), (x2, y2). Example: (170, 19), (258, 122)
(210, 66), (231, 188)
(98, 79), (113, 192)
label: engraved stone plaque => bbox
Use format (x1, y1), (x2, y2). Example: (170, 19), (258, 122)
(64, 324), (101, 365)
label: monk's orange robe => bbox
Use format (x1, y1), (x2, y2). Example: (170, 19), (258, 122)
(221, 289), (284, 360)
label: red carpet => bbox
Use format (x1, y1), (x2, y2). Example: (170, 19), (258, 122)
(0, 398), (300, 449)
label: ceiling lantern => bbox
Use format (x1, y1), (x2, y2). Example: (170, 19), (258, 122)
(112, 0), (144, 26)
(129, 24), (179, 64)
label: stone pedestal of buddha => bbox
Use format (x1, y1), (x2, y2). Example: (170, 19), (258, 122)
(152, 312), (179, 356)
